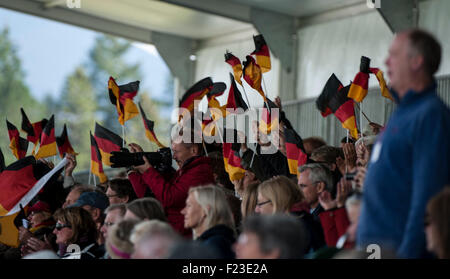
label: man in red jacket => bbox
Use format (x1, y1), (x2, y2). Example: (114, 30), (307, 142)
(127, 137), (214, 238)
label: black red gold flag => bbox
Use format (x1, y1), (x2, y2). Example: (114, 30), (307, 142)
(226, 73), (248, 112)
(138, 102), (165, 148)
(90, 132), (108, 183)
(56, 124), (78, 158)
(179, 77), (213, 121)
(6, 120), (28, 160)
(225, 52), (243, 86)
(94, 123), (123, 166)
(243, 55), (267, 102)
(108, 77), (140, 125)
(284, 128), (307, 175)
(251, 34), (271, 73)
(34, 115), (57, 159)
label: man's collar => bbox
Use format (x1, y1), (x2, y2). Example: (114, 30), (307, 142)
(391, 79), (437, 104)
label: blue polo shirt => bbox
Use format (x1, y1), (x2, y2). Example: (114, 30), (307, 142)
(356, 82), (450, 258)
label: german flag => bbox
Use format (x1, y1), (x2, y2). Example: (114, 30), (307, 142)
(138, 102), (165, 148)
(226, 73), (248, 112)
(251, 34), (271, 73)
(34, 115), (57, 159)
(347, 56), (370, 102)
(329, 85), (359, 140)
(6, 120), (28, 160)
(369, 67), (394, 101)
(259, 98), (279, 135)
(203, 83), (227, 137)
(20, 108), (48, 155)
(316, 74), (344, 117)
(284, 128), (307, 175)
(222, 130), (245, 181)
(94, 123), (123, 166)
(90, 132), (108, 184)
(225, 52), (243, 86)
(0, 147), (5, 173)
(347, 56), (394, 102)
(179, 77), (213, 121)
(108, 77), (140, 125)
(56, 124), (78, 158)
(243, 55), (267, 102)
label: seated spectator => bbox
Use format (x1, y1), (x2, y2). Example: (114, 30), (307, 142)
(234, 214), (308, 259)
(100, 204), (127, 258)
(19, 201), (56, 257)
(52, 207), (103, 259)
(130, 220), (181, 259)
(68, 190), (110, 245)
(106, 178), (138, 204)
(62, 185), (93, 208)
(303, 137), (326, 156)
(240, 182), (259, 221)
(124, 197), (167, 222)
(105, 219), (140, 259)
(181, 185), (236, 258)
(256, 175), (325, 252)
(425, 187), (450, 259)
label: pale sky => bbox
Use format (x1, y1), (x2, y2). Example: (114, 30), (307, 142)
(0, 7), (172, 103)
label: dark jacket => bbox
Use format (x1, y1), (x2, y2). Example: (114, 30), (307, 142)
(129, 156), (215, 237)
(197, 224), (236, 259)
(290, 202), (326, 253)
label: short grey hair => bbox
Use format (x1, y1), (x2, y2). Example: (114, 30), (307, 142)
(298, 163), (334, 192)
(105, 203), (127, 216)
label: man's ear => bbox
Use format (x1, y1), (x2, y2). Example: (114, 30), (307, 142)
(411, 54), (424, 72)
(316, 182), (326, 194)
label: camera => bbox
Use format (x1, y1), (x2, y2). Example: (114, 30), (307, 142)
(110, 147), (173, 172)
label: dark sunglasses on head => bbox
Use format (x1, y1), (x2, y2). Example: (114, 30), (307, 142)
(55, 223), (71, 231)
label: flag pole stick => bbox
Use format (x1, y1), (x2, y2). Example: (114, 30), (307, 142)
(88, 159), (92, 185)
(122, 124), (126, 147)
(93, 173), (97, 187)
(355, 102), (371, 123)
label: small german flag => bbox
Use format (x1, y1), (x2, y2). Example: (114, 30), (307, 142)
(108, 77), (140, 125)
(316, 74), (343, 117)
(259, 98), (279, 135)
(347, 56), (393, 102)
(329, 85), (359, 140)
(284, 128), (307, 175)
(222, 130), (245, 181)
(138, 102), (165, 148)
(20, 108), (48, 155)
(34, 115), (57, 159)
(226, 73), (248, 112)
(251, 34), (271, 73)
(179, 77), (213, 121)
(243, 55), (267, 102)
(225, 52), (243, 86)
(6, 120), (28, 160)
(90, 132), (108, 184)
(94, 123), (123, 166)
(56, 124), (78, 158)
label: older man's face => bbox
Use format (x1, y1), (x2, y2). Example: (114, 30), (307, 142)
(385, 33), (415, 96)
(171, 142), (196, 168)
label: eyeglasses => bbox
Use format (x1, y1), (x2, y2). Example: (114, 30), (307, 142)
(256, 200), (272, 207)
(55, 223), (71, 231)
(298, 182), (320, 189)
(106, 194), (119, 198)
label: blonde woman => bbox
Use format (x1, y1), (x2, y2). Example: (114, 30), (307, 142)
(181, 185), (236, 258)
(255, 175), (326, 252)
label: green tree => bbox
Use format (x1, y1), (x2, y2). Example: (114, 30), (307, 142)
(56, 66), (98, 170)
(0, 27), (43, 165)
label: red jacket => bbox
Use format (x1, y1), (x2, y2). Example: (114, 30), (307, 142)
(319, 207), (350, 247)
(128, 156), (215, 237)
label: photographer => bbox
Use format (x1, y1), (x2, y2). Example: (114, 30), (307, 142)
(126, 134), (215, 237)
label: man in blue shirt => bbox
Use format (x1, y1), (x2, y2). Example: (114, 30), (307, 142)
(357, 29), (450, 258)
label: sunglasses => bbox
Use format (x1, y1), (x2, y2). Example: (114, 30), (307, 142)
(55, 223), (71, 231)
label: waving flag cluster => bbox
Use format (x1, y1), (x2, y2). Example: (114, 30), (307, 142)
(56, 124), (78, 158)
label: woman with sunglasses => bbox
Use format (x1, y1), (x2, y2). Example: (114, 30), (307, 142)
(52, 207), (103, 259)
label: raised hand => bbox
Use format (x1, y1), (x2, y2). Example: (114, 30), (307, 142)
(318, 190), (337, 211)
